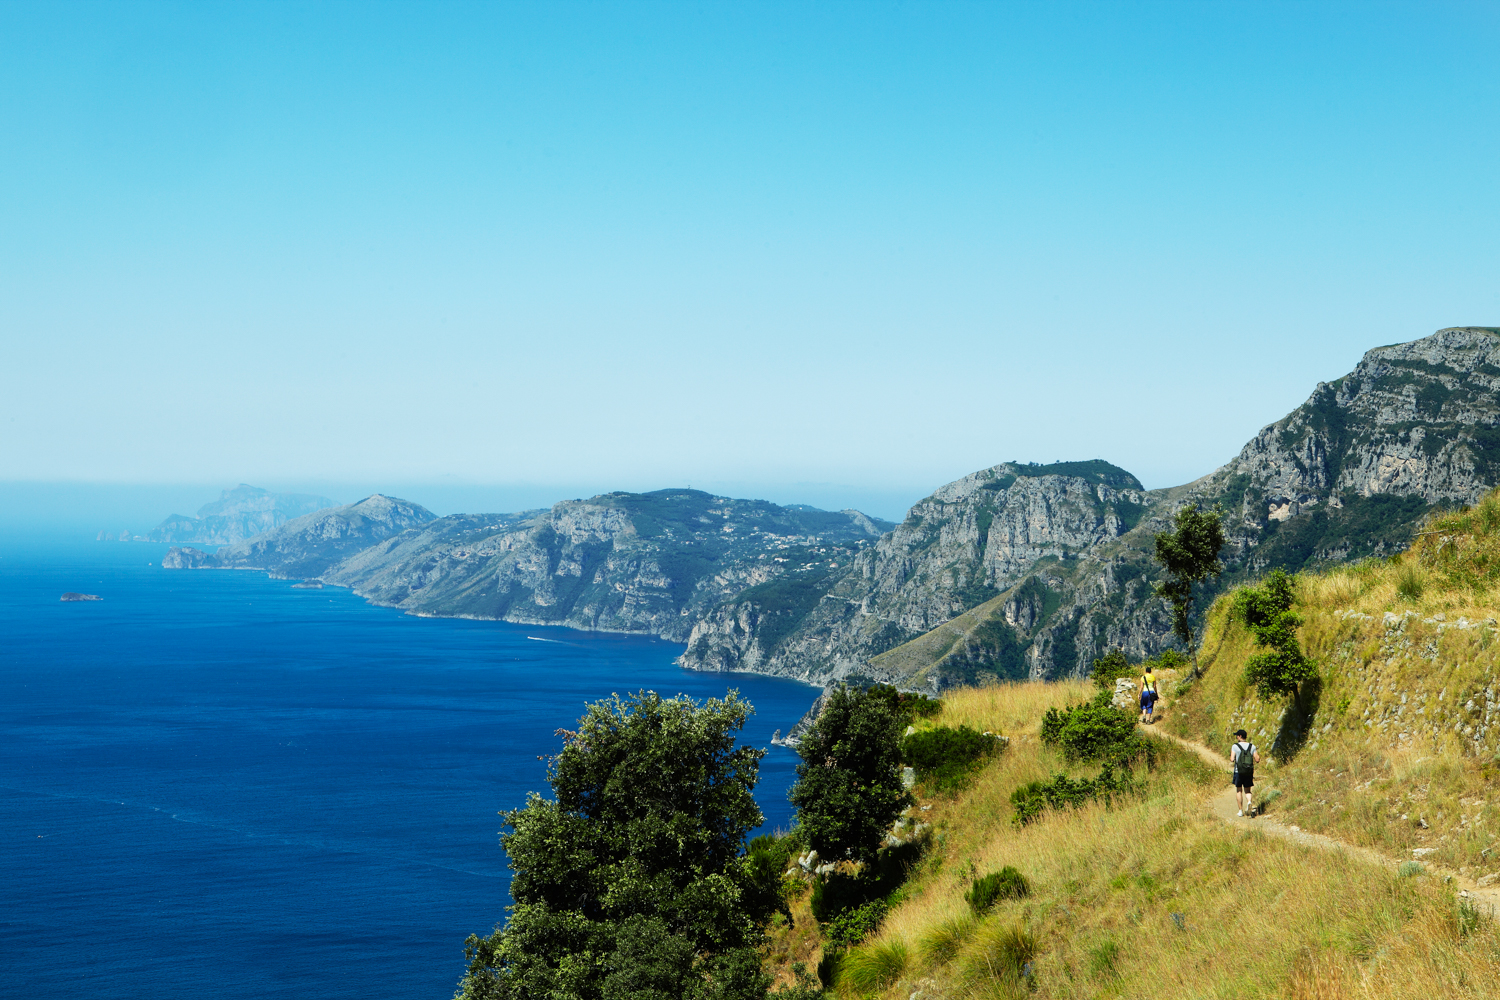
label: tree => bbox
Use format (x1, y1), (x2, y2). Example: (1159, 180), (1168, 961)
(1236, 569), (1316, 698)
(455, 690), (782, 1000)
(1153, 502), (1227, 676)
(788, 684), (911, 865)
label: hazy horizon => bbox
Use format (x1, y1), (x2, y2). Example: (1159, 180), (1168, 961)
(5, 2), (1498, 524)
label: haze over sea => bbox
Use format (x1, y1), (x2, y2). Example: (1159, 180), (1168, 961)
(0, 541), (814, 999)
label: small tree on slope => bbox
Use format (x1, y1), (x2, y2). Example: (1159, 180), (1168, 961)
(1153, 502), (1227, 677)
(1236, 569), (1316, 698)
(788, 684), (911, 865)
(454, 691), (781, 1000)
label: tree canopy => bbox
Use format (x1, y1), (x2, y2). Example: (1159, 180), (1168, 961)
(455, 690), (782, 1000)
(1153, 502), (1227, 671)
(1236, 569), (1316, 698)
(787, 684), (911, 865)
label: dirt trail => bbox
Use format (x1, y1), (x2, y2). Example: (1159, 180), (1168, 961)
(1140, 724), (1500, 911)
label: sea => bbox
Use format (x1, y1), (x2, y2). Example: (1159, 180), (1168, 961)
(0, 540), (817, 998)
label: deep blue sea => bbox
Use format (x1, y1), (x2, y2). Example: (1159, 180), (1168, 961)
(0, 542), (816, 998)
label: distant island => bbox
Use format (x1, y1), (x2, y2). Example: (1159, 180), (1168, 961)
(60, 593), (102, 602)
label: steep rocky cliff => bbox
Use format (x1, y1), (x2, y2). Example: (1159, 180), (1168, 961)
(322, 491), (892, 638)
(682, 327), (1500, 691)
(165, 488), (894, 639)
(678, 461), (1150, 685)
(148, 484), (337, 545)
(160, 327), (1500, 700)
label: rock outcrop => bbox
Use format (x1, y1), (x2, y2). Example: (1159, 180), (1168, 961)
(322, 491), (892, 638)
(683, 328), (1500, 691)
(158, 327), (1500, 702)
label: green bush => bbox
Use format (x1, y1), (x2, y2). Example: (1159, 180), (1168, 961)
(1040, 691), (1150, 765)
(900, 724), (999, 791)
(822, 899), (888, 948)
(1010, 765), (1134, 826)
(1145, 648), (1189, 671)
(1236, 570), (1317, 698)
(965, 866), (1030, 914)
(1090, 649), (1135, 688)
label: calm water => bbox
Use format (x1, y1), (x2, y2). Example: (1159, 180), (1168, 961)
(0, 542), (815, 998)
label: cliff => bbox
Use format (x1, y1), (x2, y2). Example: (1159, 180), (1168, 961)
(147, 484), (337, 545)
(322, 491), (893, 639)
(158, 326), (1500, 700)
(682, 327), (1500, 690)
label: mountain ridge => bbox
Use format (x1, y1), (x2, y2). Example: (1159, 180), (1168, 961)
(161, 327), (1500, 700)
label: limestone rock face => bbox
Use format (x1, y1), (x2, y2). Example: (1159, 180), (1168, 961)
(314, 491), (892, 640)
(148, 484), (337, 546)
(679, 461), (1148, 686)
(683, 328), (1500, 691)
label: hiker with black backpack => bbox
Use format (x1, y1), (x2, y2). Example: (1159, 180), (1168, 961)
(1231, 729), (1260, 817)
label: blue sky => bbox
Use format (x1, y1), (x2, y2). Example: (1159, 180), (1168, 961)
(3, 1), (1499, 524)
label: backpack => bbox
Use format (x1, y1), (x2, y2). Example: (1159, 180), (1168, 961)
(1234, 742), (1254, 779)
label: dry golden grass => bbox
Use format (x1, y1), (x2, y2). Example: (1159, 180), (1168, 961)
(1163, 500), (1500, 879)
(804, 683), (1500, 1000)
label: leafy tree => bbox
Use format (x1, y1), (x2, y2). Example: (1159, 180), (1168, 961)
(455, 690), (781, 1000)
(788, 684), (911, 865)
(1089, 649), (1135, 689)
(1153, 503), (1227, 676)
(1236, 569), (1317, 698)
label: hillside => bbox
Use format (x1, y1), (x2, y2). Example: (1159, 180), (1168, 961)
(167, 489), (895, 641)
(763, 681), (1500, 999)
(147, 484), (337, 545)
(707, 326), (1500, 694)
(1161, 487), (1500, 880)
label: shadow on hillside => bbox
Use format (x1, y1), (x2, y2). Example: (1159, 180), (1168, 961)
(1271, 676), (1322, 764)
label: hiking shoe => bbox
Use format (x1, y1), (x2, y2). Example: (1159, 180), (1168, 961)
(1236, 810), (1243, 817)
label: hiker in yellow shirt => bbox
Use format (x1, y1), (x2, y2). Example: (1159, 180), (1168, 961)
(1139, 667), (1158, 724)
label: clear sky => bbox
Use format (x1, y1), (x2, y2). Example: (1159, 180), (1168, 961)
(3, 1), (1499, 524)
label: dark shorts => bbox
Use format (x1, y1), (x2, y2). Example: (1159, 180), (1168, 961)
(1234, 776), (1253, 790)
(1141, 691), (1155, 708)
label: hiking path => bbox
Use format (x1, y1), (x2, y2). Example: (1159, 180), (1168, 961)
(1140, 723), (1500, 911)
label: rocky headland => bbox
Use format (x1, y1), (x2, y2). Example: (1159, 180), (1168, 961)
(147, 484), (337, 546)
(161, 327), (1500, 701)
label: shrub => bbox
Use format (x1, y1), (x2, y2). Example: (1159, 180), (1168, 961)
(1398, 860), (1425, 877)
(1146, 648), (1189, 671)
(965, 866), (1030, 914)
(1011, 765), (1134, 826)
(840, 940), (909, 994)
(1040, 691), (1150, 765)
(1090, 649), (1135, 688)
(769, 963), (826, 999)
(822, 899), (888, 948)
(1236, 570), (1317, 698)
(901, 724), (1000, 791)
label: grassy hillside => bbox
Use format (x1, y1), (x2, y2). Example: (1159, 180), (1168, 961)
(765, 681), (1500, 999)
(1165, 491), (1500, 882)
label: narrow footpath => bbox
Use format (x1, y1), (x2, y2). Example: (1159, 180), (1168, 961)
(1140, 724), (1500, 911)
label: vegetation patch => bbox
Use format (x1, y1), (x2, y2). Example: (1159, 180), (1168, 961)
(965, 866), (1030, 913)
(901, 724), (1002, 792)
